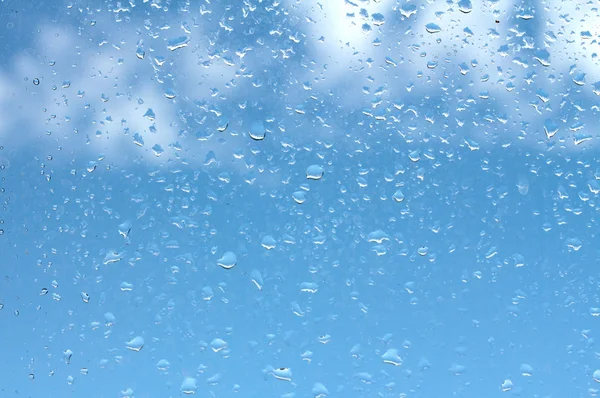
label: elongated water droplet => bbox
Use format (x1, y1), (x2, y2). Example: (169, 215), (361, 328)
(425, 23), (441, 33)
(167, 36), (190, 51)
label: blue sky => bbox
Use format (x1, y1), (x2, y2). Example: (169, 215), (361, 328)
(1, 0), (600, 397)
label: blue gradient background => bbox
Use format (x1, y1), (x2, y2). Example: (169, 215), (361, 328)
(1, 0), (600, 396)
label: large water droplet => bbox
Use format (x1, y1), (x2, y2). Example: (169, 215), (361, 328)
(306, 165), (324, 180)
(167, 36), (190, 51)
(211, 338), (228, 352)
(312, 382), (329, 397)
(181, 377), (198, 394)
(533, 49), (551, 66)
(392, 189), (404, 202)
(249, 121), (266, 140)
(271, 367), (292, 381)
(217, 251), (237, 269)
(156, 359), (170, 371)
(381, 348), (403, 366)
(261, 235), (277, 249)
(292, 191), (306, 204)
(425, 23), (441, 33)
(500, 379), (513, 391)
(457, 0), (472, 13)
(125, 336), (144, 352)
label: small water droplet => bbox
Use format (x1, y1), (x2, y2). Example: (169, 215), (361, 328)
(33, 78), (40, 85)
(81, 292), (90, 303)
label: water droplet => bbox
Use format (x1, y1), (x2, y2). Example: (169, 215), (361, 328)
(211, 338), (228, 352)
(217, 118), (229, 132)
(367, 230), (389, 243)
(167, 36), (190, 51)
(400, 3), (417, 18)
(292, 191), (306, 204)
(63, 349), (73, 364)
(306, 165), (324, 180)
(28, 374), (34, 380)
(573, 72), (586, 86)
(33, 78), (40, 85)
(566, 237), (582, 251)
(271, 367), (292, 381)
(500, 379), (513, 391)
(125, 336), (144, 352)
(251, 269), (264, 290)
(533, 49), (551, 66)
(164, 88), (177, 99)
(392, 189), (404, 202)
(135, 47), (145, 59)
(118, 221), (131, 238)
(180, 377), (198, 394)
(249, 121), (266, 140)
(103, 251), (123, 265)
(458, 0), (472, 13)
(81, 292), (90, 303)
(425, 23), (441, 33)
(261, 235), (276, 249)
(381, 348), (403, 366)
(371, 13), (385, 26)
(40, 288), (48, 296)
(299, 282), (319, 293)
(312, 382), (329, 397)
(156, 359), (170, 371)
(217, 251), (237, 269)
(520, 363), (533, 376)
